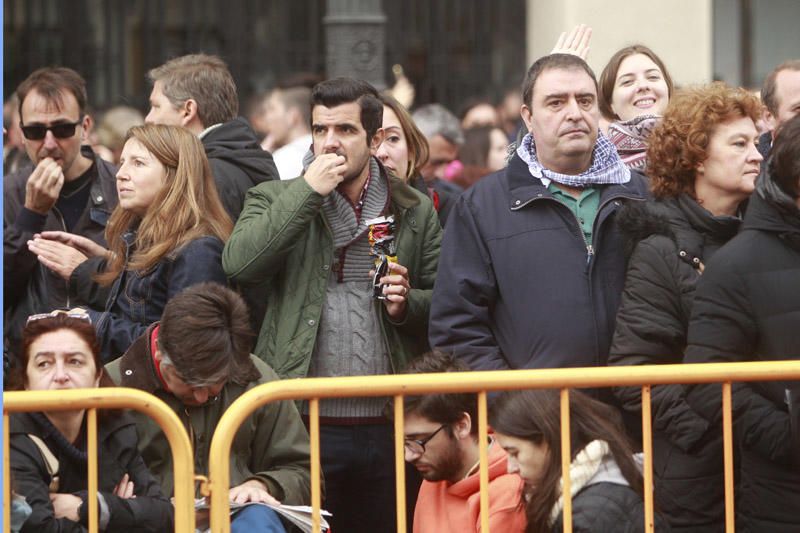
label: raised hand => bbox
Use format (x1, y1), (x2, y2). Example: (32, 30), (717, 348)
(551, 24), (592, 60)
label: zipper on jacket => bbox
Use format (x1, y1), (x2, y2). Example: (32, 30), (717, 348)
(52, 206), (71, 308)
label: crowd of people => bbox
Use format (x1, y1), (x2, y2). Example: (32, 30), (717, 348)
(3, 23), (800, 533)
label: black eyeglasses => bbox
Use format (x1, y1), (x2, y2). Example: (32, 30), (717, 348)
(20, 118), (83, 141)
(404, 424), (447, 456)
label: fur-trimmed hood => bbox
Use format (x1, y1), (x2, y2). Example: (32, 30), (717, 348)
(616, 195), (741, 268)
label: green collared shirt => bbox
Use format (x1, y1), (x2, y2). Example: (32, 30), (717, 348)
(547, 183), (601, 244)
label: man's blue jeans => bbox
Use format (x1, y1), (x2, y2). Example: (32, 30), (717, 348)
(231, 505), (286, 533)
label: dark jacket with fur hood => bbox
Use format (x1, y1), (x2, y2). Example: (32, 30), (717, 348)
(608, 194), (740, 532)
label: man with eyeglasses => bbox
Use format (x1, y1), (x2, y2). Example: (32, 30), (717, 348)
(400, 352), (525, 533)
(106, 282), (311, 533)
(4, 66), (118, 362)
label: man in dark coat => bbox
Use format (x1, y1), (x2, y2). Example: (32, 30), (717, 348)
(145, 53), (278, 221)
(685, 116), (800, 533)
(429, 54), (648, 376)
(3, 67), (118, 361)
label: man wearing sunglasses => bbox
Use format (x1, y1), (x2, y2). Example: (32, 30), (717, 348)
(400, 352), (526, 533)
(4, 66), (118, 361)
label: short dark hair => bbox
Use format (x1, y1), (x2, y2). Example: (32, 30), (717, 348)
(401, 352), (478, 437)
(761, 60), (800, 115)
(9, 312), (111, 391)
(768, 114), (800, 199)
(16, 67), (88, 121)
(522, 54), (598, 109)
(310, 77), (383, 143)
(598, 44), (674, 121)
(148, 54), (239, 127)
(158, 282), (253, 387)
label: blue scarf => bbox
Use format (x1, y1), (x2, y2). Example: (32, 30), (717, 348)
(516, 132), (630, 188)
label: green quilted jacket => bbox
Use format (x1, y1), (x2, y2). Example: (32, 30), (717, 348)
(222, 167), (442, 379)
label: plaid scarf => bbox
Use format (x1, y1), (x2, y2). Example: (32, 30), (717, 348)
(607, 114), (661, 171)
(516, 131), (630, 188)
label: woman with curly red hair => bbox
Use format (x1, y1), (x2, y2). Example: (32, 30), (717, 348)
(608, 82), (762, 532)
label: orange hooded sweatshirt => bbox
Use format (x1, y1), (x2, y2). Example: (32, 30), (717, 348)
(413, 441), (526, 532)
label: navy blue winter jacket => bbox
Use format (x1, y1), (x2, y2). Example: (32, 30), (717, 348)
(90, 234), (227, 361)
(429, 153), (648, 371)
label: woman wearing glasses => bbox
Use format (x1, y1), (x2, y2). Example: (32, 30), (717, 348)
(30, 124), (232, 360)
(490, 389), (668, 533)
(8, 310), (173, 531)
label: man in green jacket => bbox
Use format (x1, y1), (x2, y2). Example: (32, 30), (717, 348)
(106, 282), (311, 533)
(222, 77), (442, 533)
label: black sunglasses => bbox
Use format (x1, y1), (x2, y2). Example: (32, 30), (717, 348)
(20, 118), (83, 141)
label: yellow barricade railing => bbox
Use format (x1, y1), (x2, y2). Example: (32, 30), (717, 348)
(208, 360), (800, 533)
(3, 387), (195, 533)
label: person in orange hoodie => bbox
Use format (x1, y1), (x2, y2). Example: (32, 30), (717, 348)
(400, 352), (526, 532)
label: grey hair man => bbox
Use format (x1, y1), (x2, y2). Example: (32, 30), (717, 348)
(106, 282), (311, 532)
(410, 103), (464, 225)
(145, 53), (279, 220)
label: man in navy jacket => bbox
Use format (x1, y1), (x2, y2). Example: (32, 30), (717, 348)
(429, 54), (648, 373)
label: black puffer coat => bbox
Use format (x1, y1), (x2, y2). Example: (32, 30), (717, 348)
(202, 117), (279, 221)
(10, 410), (173, 532)
(608, 195), (740, 532)
(685, 184), (800, 533)
(550, 482), (671, 532)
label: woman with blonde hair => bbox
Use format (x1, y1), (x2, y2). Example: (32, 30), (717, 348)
(31, 124), (232, 360)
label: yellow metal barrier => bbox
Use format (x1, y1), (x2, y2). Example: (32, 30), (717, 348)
(208, 360), (800, 533)
(3, 387), (195, 533)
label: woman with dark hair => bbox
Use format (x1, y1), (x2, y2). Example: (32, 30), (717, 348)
(30, 124), (233, 361)
(8, 310), (173, 532)
(599, 44), (673, 170)
(608, 83), (762, 531)
(684, 115), (800, 532)
(551, 27), (674, 170)
(490, 389), (666, 532)
(453, 126), (509, 189)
